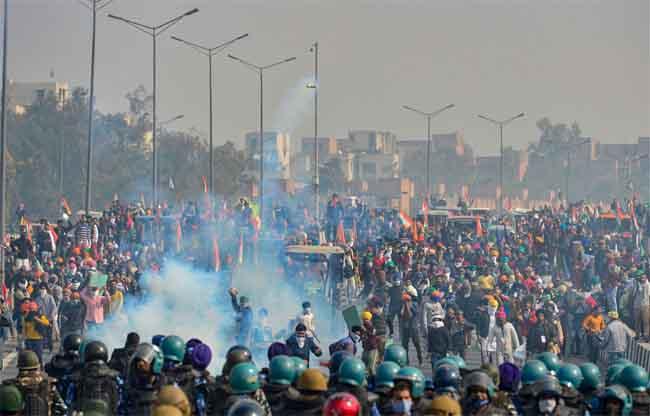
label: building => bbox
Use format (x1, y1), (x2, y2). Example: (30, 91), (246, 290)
(8, 80), (69, 113)
(292, 136), (338, 182)
(355, 152), (399, 182)
(245, 131), (291, 180)
(346, 130), (397, 154)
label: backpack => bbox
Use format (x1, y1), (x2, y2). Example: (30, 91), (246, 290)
(7, 376), (51, 416)
(75, 366), (120, 413)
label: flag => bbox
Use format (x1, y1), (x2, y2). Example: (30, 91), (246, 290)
(350, 219), (357, 243)
(238, 232), (244, 265)
(139, 193), (146, 209)
(421, 199), (429, 228)
(212, 237), (221, 272)
(630, 198), (639, 230)
(20, 217), (32, 241)
(475, 216), (484, 237)
(336, 221), (346, 244)
(175, 222), (182, 252)
(169, 177), (175, 191)
(201, 176), (211, 219)
(61, 198), (72, 217)
(412, 220), (418, 242)
(398, 211), (414, 228)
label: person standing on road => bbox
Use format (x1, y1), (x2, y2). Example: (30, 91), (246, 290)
(632, 272), (650, 342)
(601, 310), (635, 364)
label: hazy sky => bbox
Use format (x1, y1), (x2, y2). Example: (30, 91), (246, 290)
(9, 0), (649, 155)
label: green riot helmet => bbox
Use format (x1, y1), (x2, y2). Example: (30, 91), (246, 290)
(0, 384), (24, 413)
(268, 355), (296, 386)
(463, 370), (496, 399)
(394, 366), (425, 399)
(338, 358), (366, 387)
(290, 357), (307, 381)
(618, 365), (649, 393)
(161, 335), (185, 363)
(84, 341), (109, 363)
(521, 360), (549, 385)
(229, 362), (261, 394)
(63, 334), (83, 355)
(434, 364), (461, 391)
(17, 350), (40, 371)
(599, 384), (633, 416)
(557, 363), (584, 390)
(383, 344), (407, 367)
(579, 362), (601, 392)
(434, 357), (460, 370)
(612, 358), (633, 368)
(375, 361), (400, 389)
(606, 364), (627, 385)
(78, 338), (96, 365)
(223, 345), (253, 377)
(447, 354), (466, 371)
(130, 343), (164, 376)
(536, 352), (561, 375)
(537, 375), (562, 398)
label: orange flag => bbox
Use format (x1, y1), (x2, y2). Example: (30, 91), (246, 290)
(336, 221), (346, 244)
(475, 216), (484, 237)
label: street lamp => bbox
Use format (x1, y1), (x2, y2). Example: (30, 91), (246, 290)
(108, 8), (199, 207)
(0, 0), (9, 289)
(228, 53), (296, 228)
(171, 33), (248, 195)
(477, 112), (525, 215)
(308, 42), (319, 220)
(159, 114), (184, 129)
(564, 139), (591, 204)
(402, 104), (455, 199)
(79, 0), (114, 214)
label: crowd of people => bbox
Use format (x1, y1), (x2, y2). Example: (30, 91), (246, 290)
(0, 194), (649, 415)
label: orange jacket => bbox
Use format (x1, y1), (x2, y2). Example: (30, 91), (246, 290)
(582, 314), (605, 333)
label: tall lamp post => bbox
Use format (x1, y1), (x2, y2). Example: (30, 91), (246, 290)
(79, 0), (114, 214)
(171, 33), (248, 195)
(402, 104), (454, 199)
(108, 8), (199, 208)
(478, 112), (525, 215)
(228, 53), (296, 228)
(0, 0), (8, 289)
(564, 138), (591, 205)
(307, 42), (319, 219)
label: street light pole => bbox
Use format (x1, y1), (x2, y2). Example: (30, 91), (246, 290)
(477, 112), (525, 215)
(171, 33), (248, 195)
(108, 8), (199, 208)
(311, 42), (319, 220)
(228, 53), (296, 228)
(564, 138), (590, 205)
(0, 0), (8, 289)
(402, 104), (455, 199)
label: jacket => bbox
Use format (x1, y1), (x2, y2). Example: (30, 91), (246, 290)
(488, 322), (520, 358)
(286, 334), (322, 363)
(602, 319), (636, 353)
(527, 320), (557, 354)
(427, 325), (450, 356)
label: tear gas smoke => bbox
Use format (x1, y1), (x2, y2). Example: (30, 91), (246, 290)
(89, 258), (344, 373)
(270, 75), (314, 135)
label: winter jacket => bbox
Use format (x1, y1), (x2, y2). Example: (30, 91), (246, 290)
(427, 325), (450, 356)
(488, 322), (520, 358)
(601, 319), (635, 353)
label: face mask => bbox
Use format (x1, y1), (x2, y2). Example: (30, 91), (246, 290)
(538, 398), (557, 414)
(391, 399), (413, 414)
(40, 290), (47, 297)
(303, 308), (311, 314)
(296, 336), (306, 348)
(470, 399), (489, 411)
(18, 282), (26, 289)
(351, 334), (361, 343)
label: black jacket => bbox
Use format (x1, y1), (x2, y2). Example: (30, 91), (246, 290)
(427, 325), (451, 355)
